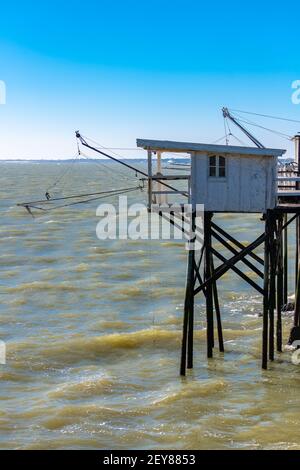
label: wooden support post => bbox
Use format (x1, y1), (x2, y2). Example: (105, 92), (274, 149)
(187, 287), (195, 369)
(294, 258), (300, 327)
(276, 215), (283, 352)
(180, 258), (191, 376)
(262, 211), (270, 370)
(147, 150), (153, 209)
(295, 136), (300, 292)
(157, 151), (162, 173)
(295, 193), (300, 326)
(211, 256), (224, 353)
(204, 212), (214, 358)
(295, 214), (300, 326)
(296, 134), (300, 186)
(180, 251), (192, 376)
(269, 212), (276, 361)
(296, 217), (299, 291)
(180, 211), (196, 375)
(283, 213), (288, 305)
(187, 211), (196, 369)
(156, 151), (162, 202)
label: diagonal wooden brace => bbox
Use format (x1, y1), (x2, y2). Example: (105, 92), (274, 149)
(194, 233), (266, 295)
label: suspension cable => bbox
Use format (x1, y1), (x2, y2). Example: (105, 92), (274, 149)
(229, 108), (300, 125)
(229, 133), (248, 146)
(18, 186), (141, 213)
(76, 132), (189, 197)
(79, 150), (137, 184)
(212, 134), (228, 144)
(231, 114), (293, 140)
(223, 116), (229, 145)
(45, 153), (80, 193)
(18, 186), (141, 207)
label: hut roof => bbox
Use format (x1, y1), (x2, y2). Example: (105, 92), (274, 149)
(136, 139), (286, 157)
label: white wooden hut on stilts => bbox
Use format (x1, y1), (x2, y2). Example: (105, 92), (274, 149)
(136, 139), (295, 375)
(20, 111), (300, 378)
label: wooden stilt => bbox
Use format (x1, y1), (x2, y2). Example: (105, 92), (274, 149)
(180, 295), (189, 376)
(276, 215), (283, 352)
(262, 211), (270, 370)
(283, 213), (288, 305)
(180, 211), (196, 375)
(187, 294), (194, 369)
(147, 150), (153, 209)
(180, 243), (194, 376)
(205, 212), (214, 358)
(180, 207), (297, 373)
(211, 256), (224, 353)
(295, 215), (300, 327)
(269, 213), (276, 361)
(296, 216), (299, 291)
(294, 259), (300, 327)
(187, 211), (196, 369)
(293, 136), (300, 321)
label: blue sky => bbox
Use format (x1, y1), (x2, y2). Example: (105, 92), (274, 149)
(0, 0), (300, 159)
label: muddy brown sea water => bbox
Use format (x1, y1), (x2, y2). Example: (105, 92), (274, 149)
(0, 161), (300, 450)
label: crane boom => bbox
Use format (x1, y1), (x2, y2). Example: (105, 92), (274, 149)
(222, 107), (265, 149)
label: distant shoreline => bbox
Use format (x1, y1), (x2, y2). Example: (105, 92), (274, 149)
(0, 156), (293, 163)
(0, 158), (151, 163)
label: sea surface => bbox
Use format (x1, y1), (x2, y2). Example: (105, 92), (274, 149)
(0, 161), (300, 450)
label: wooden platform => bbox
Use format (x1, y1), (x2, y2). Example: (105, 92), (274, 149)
(276, 204), (300, 213)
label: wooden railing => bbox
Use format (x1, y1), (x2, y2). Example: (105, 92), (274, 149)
(277, 163), (300, 193)
(140, 174), (190, 206)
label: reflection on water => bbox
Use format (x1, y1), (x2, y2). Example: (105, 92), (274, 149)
(0, 162), (299, 450)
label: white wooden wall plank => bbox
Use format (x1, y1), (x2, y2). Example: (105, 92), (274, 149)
(191, 152), (277, 213)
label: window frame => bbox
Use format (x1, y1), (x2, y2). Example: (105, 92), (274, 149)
(208, 155), (227, 179)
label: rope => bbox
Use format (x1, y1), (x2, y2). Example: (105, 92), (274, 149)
(45, 137), (139, 200)
(229, 133), (248, 146)
(19, 186), (140, 206)
(230, 113), (293, 140)
(18, 186), (141, 213)
(80, 154), (127, 185)
(45, 153), (80, 193)
(81, 147), (144, 151)
(42, 187), (141, 211)
(229, 108), (300, 125)
(212, 134), (228, 144)
(77, 133), (189, 198)
(80, 135), (141, 182)
(223, 116), (229, 145)
(79, 150), (136, 185)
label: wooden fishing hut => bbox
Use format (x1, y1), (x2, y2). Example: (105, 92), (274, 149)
(136, 137), (300, 376)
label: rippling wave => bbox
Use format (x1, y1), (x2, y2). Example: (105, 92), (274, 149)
(0, 162), (299, 450)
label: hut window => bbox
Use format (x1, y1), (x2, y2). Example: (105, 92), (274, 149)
(209, 155), (217, 176)
(219, 156), (226, 177)
(209, 155), (226, 178)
